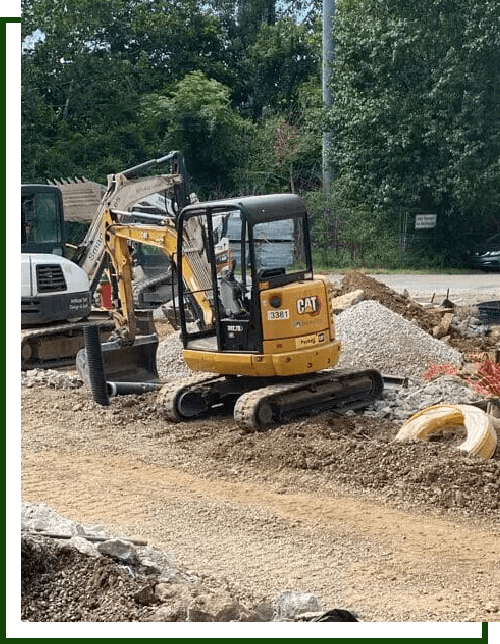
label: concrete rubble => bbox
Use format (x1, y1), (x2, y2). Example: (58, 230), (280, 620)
(366, 376), (482, 422)
(21, 502), (327, 622)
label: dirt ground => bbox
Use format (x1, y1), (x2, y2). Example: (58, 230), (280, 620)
(20, 272), (500, 623)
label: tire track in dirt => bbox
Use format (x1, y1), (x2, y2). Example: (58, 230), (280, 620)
(22, 449), (500, 561)
(22, 449), (500, 621)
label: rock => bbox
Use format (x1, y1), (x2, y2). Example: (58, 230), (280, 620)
(186, 605), (213, 622)
(330, 289), (365, 312)
(155, 581), (187, 602)
(66, 536), (100, 558)
(138, 558), (163, 576)
(145, 604), (186, 622)
(273, 591), (323, 621)
(95, 538), (139, 564)
(187, 590), (249, 622)
(133, 584), (159, 606)
(364, 375), (482, 423)
(247, 603), (275, 622)
(433, 312), (455, 338)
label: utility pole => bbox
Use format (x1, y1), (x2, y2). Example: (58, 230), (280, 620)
(322, 0), (335, 192)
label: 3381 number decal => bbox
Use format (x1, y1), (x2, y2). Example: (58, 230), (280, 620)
(267, 309), (290, 320)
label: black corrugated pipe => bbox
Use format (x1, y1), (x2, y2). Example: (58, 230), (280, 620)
(83, 324), (110, 406)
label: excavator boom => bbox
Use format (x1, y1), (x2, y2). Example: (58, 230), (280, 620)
(22, 152), (195, 371)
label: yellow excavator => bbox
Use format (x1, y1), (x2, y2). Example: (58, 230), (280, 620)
(79, 192), (384, 430)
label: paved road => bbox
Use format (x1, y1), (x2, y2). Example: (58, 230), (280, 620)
(328, 272), (499, 304)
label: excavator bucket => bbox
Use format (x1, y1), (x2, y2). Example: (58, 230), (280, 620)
(76, 333), (160, 392)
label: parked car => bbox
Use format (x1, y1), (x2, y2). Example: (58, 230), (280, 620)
(469, 233), (500, 271)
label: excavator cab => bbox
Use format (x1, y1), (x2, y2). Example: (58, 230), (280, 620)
(176, 194), (342, 377)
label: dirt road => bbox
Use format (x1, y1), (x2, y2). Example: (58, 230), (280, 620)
(21, 384), (500, 622)
(329, 272), (499, 305)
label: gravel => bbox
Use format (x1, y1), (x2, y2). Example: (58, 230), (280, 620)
(21, 503), (328, 623)
(335, 300), (463, 379)
(156, 332), (193, 380)
(368, 376), (483, 422)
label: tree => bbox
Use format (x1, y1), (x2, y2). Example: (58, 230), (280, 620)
(141, 71), (253, 197)
(21, 0), (242, 183)
(327, 0), (500, 260)
(237, 0), (277, 45)
(245, 16), (319, 117)
(22, 0), (327, 198)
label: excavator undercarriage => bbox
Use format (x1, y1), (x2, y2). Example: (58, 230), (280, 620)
(21, 315), (115, 371)
(158, 368), (384, 430)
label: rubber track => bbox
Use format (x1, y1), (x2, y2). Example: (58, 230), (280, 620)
(233, 369), (384, 431)
(158, 374), (222, 421)
(133, 273), (173, 309)
(158, 368), (383, 430)
(21, 319), (114, 370)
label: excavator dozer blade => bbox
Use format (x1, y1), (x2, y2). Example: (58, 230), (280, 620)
(76, 334), (160, 389)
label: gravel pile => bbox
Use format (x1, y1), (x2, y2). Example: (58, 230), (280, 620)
(367, 375), (483, 422)
(336, 270), (500, 355)
(21, 369), (83, 390)
(22, 534), (154, 622)
(335, 300), (463, 379)
(156, 332), (193, 380)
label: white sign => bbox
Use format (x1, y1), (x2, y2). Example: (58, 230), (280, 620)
(268, 309), (290, 320)
(415, 214), (437, 229)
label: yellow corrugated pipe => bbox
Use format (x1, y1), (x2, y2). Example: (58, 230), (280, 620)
(394, 403), (498, 459)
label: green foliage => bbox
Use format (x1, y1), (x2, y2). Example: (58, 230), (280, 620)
(329, 0), (500, 255)
(21, 0), (499, 271)
(141, 71), (252, 197)
(305, 180), (401, 268)
(236, 113), (321, 195)
(21, 0), (242, 184)
(244, 16), (319, 117)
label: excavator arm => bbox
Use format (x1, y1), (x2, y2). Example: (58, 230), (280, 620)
(101, 209), (215, 343)
(76, 205), (217, 387)
(73, 152), (190, 296)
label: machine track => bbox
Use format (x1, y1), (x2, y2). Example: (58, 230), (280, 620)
(21, 316), (114, 371)
(158, 368), (384, 430)
(233, 369), (384, 430)
(158, 374), (224, 421)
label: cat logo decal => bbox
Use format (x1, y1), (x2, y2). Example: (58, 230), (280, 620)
(296, 296), (321, 315)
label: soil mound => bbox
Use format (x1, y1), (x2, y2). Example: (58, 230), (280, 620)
(339, 271), (497, 354)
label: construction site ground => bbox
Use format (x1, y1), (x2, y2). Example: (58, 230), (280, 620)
(19, 272), (500, 625)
